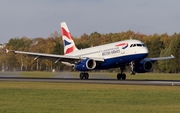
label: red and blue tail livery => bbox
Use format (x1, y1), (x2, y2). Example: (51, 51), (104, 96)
(61, 22), (78, 54)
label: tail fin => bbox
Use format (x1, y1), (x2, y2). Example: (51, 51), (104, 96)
(60, 22), (78, 55)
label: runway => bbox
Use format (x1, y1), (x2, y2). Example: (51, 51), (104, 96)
(0, 77), (180, 86)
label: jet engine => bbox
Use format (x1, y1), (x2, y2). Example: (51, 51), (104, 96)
(134, 60), (153, 73)
(75, 58), (96, 71)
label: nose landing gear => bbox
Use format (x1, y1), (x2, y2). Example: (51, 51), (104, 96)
(130, 61), (136, 75)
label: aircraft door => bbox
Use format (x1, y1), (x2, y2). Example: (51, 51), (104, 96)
(121, 47), (125, 54)
(99, 49), (102, 56)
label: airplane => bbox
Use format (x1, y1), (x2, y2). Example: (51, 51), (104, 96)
(6, 22), (174, 80)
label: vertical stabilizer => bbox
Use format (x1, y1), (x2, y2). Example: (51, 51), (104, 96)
(60, 22), (78, 55)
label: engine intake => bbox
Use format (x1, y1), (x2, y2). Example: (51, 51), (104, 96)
(75, 58), (96, 71)
(134, 60), (153, 73)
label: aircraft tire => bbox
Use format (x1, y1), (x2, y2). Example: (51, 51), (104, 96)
(80, 73), (84, 79)
(117, 73), (122, 80)
(85, 73), (89, 79)
(130, 71), (136, 75)
(122, 74), (126, 80)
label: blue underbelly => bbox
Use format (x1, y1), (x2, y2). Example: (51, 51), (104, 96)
(96, 53), (148, 69)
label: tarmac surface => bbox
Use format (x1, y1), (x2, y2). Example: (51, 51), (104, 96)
(1, 77), (180, 86)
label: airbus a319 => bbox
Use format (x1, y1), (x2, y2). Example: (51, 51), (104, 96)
(7, 22), (174, 80)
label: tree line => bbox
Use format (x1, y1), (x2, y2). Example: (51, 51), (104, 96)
(0, 30), (180, 73)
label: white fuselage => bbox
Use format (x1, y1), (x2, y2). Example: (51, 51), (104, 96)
(67, 39), (148, 60)
(65, 39), (148, 70)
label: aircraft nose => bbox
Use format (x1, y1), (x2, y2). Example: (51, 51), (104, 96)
(144, 47), (149, 54)
(143, 47), (149, 57)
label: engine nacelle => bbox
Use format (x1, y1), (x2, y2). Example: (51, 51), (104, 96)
(134, 60), (153, 73)
(75, 58), (96, 71)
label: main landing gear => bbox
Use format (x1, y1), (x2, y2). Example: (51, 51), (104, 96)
(117, 73), (126, 80)
(130, 61), (136, 75)
(79, 72), (89, 79)
(79, 66), (127, 80)
(117, 66), (126, 80)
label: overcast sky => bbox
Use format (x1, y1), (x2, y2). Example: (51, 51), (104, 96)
(0, 0), (180, 43)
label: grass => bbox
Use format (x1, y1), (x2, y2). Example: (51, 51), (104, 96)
(0, 82), (180, 113)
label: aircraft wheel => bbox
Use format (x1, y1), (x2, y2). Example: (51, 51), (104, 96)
(85, 73), (89, 79)
(117, 73), (122, 80)
(80, 73), (84, 79)
(122, 74), (126, 80)
(130, 71), (136, 75)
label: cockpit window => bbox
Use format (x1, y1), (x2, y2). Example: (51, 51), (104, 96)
(137, 44), (142, 47)
(130, 43), (146, 48)
(133, 44), (136, 47)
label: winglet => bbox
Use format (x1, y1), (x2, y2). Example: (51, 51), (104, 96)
(6, 49), (15, 54)
(171, 54), (175, 58)
(6, 49), (9, 54)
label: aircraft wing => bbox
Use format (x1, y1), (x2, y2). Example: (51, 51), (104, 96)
(144, 55), (175, 62)
(6, 50), (104, 63)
